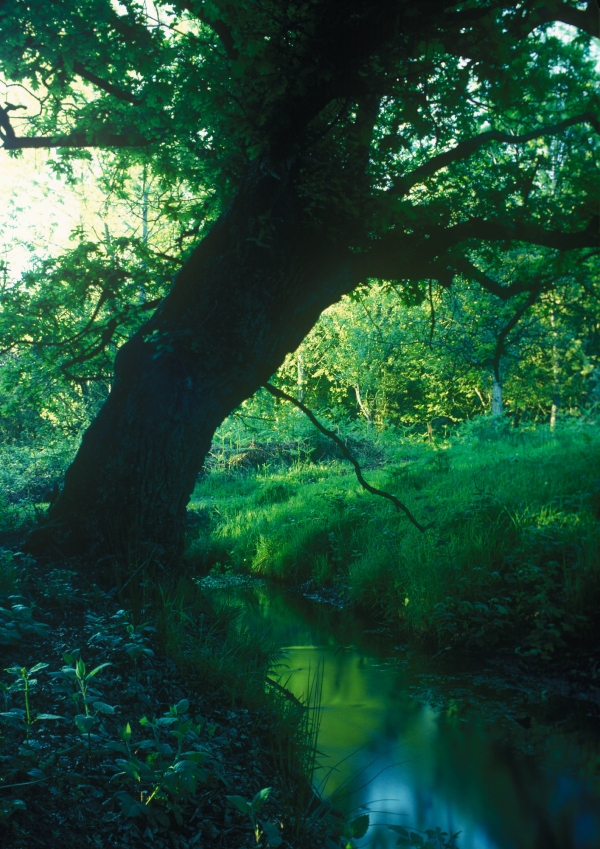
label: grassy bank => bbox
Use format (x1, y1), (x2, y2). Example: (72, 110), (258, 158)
(187, 417), (600, 659)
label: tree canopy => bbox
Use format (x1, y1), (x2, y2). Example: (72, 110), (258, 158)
(0, 0), (598, 559)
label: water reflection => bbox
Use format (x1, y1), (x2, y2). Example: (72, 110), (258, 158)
(210, 584), (600, 849)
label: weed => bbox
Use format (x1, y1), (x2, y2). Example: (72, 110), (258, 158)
(1, 663), (63, 740)
(226, 787), (283, 846)
(0, 599), (50, 646)
(110, 700), (215, 828)
(388, 824), (460, 848)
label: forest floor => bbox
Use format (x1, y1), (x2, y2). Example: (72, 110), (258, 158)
(0, 544), (330, 849)
(2, 418), (600, 847)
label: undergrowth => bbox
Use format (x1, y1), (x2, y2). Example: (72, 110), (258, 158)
(187, 417), (600, 659)
(0, 539), (356, 846)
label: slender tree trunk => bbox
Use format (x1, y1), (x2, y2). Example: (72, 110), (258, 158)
(550, 310), (560, 431)
(491, 376), (503, 417)
(354, 384), (373, 431)
(27, 162), (356, 567)
(140, 164), (148, 305)
(473, 386), (488, 410)
(297, 351), (305, 403)
(491, 356), (503, 418)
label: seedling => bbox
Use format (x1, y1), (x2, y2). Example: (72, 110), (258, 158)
(111, 699), (215, 827)
(1, 663), (63, 740)
(226, 787), (283, 846)
(56, 652), (111, 717)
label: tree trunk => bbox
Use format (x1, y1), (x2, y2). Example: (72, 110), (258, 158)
(27, 162), (356, 567)
(297, 351), (305, 403)
(491, 374), (503, 417)
(354, 384), (373, 431)
(550, 310), (560, 431)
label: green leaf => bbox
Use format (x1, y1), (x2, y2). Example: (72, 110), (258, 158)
(181, 750), (208, 762)
(60, 667), (78, 679)
(93, 701), (115, 715)
(87, 662), (111, 678)
(226, 794), (251, 815)
(35, 713), (64, 721)
(28, 662), (49, 674)
(175, 698), (189, 715)
(251, 786), (271, 811)
(116, 792), (147, 819)
(120, 722), (132, 742)
(27, 768), (46, 780)
(262, 821), (283, 847)
(349, 814), (370, 839)
(75, 714), (97, 734)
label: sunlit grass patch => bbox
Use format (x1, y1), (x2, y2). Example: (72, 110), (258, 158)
(188, 419), (600, 656)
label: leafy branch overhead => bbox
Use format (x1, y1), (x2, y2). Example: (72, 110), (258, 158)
(0, 0), (597, 303)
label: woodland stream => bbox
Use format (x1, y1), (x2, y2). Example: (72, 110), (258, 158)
(203, 581), (600, 849)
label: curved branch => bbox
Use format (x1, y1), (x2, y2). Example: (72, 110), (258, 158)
(353, 214), (598, 287)
(532, 0), (600, 39)
(176, 2), (239, 59)
(449, 256), (534, 300)
(390, 112), (600, 197)
(0, 105), (17, 146)
(59, 317), (119, 376)
(72, 61), (143, 105)
(492, 284), (544, 381)
(263, 382), (430, 533)
(439, 215), (599, 253)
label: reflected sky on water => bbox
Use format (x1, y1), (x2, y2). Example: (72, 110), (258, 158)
(209, 584), (600, 849)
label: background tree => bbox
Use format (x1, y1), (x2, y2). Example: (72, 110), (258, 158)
(0, 0), (597, 565)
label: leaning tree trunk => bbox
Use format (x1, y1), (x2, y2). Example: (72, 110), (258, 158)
(27, 161), (356, 568)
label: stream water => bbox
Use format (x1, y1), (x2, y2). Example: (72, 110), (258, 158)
(206, 581), (600, 849)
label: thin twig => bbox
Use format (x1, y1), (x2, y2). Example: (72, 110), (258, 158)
(262, 383), (430, 533)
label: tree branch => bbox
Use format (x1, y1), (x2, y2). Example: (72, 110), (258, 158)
(450, 256), (535, 300)
(72, 61), (143, 105)
(532, 0), (600, 39)
(0, 125), (150, 150)
(353, 214), (598, 287)
(390, 112), (600, 197)
(492, 284), (544, 381)
(438, 215), (599, 253)
(262, 382), (430, 533)
(176, 2), (239, 59)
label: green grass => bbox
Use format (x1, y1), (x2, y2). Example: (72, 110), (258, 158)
(187, 418), (600, 657)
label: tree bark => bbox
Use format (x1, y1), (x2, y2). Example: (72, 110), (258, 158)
(27, 161), (356, 567)
(550, 310), (560, 431)
(491, 376), (503, 417)
(354, 384), (373, 431)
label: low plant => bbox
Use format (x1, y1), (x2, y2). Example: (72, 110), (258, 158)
(1, 663), (63, 740)
(226, 786), (283, 846)
(53, 651), (112, 718)
(0, 600), (50, 646)
(110, 699), (216, 828)
(388, 824), (461, 848)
